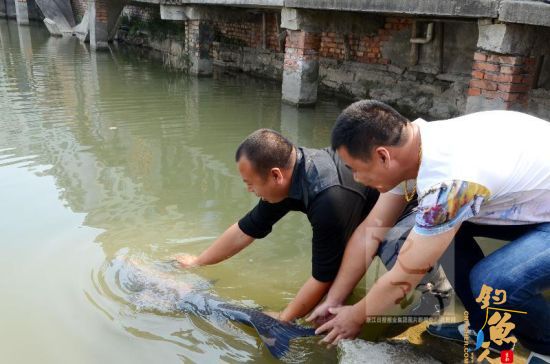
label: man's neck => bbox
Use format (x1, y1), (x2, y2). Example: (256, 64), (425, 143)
(281, 147), (298, 197)
(398, 123), (422, 180)
(287, 147), (298, 176)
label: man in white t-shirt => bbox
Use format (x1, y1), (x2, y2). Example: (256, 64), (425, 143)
(307, 100), (550, 363)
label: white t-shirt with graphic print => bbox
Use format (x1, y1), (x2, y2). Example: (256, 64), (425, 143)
(390, 110), (550, 236)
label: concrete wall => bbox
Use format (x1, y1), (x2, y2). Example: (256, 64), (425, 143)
(117, 5), (479, 118)
(526, 27), (550, 120)
(209, 9), (284, 79)
(117, 4), (186, 68)
(118, 4), (285, 79)
(442, 21), (478, 75)
(528, 88), (550, 121)
(313, 15), (475, 118)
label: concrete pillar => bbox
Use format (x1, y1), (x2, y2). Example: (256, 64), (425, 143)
(0, 0), (7, 18)
(160, 5), (213, 76)
(88, 0), (104, 50)
(88, 0), (126, 50)
(15, 0), (29, 25)
(466, 21), (538, 113)
(280, 8), (321, 106)
(185, 19), (213, 76)
(4, 0), (16, 19)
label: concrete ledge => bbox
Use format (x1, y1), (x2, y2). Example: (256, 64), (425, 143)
(158, 0), (283, 8)
(499, 0), (550, 27)
(285, 0), (498, 18)
(126, 0), (550, 26)
(477, 22), (536, 54)
(160, 4), (191, 20)
(131, 0), (160, 4)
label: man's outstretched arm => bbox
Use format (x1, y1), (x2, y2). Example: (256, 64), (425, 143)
(307, 192), (408, 323)
(316, 227), (458, 344)
(176, 223), (255, 267)
(273, 277), (332, 322)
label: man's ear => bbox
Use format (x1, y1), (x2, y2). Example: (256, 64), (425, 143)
(375, 147), (391, 168)
(270, 168), (283, 183)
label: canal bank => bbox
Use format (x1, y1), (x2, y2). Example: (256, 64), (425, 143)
(2, 0), (550, 120)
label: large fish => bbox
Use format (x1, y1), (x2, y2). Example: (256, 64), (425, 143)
(111, 256), (316, 359)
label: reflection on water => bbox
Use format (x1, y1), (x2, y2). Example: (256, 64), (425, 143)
(0, 19), (353, 363)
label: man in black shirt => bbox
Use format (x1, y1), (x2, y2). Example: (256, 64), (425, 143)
(177, 129), (449, 321)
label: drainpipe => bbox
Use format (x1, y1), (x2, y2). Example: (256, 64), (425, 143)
(410, 21), (434, 65)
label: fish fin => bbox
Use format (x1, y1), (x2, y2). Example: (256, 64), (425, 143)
(244, 310), (317, 358)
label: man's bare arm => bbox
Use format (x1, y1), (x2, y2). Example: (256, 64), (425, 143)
(176, 223), (255, 267)
(272, 277), (332, 322)
(307, 192), (408, 322)
(316, 227), (458, 343)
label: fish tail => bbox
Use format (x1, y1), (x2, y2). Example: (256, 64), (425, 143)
(223, 306), (316, 358)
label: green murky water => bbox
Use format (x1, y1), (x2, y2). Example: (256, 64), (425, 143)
(0, 19), (367, 363)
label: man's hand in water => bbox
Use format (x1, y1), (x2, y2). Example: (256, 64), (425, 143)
(175, 254), (200, 268)
(263, 311), (285, 321)
(306, 300), (341, 327)
(314, 305), (363, 345)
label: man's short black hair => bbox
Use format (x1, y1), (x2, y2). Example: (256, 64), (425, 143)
(331, 99), (409, 160)
(235, 129), (294, 177)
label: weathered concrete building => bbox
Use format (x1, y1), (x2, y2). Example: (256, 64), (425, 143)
(2, 0), (550, 119)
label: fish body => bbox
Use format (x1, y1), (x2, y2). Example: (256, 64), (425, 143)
(116, 257), (316, 358)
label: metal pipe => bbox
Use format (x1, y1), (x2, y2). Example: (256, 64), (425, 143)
(410, 22), (434, 44)
(410, 21), (418, 65)
(410, 21), (434, 65)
